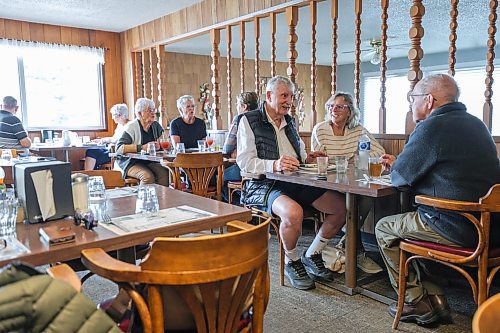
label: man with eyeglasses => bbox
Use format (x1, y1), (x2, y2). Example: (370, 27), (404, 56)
(0, 96), (31, 149)
(237, 75), (347, 290)
(116, 98), (167, 185)
(170, 95), (207, 149)
(376, 74), (499, 326)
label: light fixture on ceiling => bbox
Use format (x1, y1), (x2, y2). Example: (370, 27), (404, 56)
(369, 38), (390, 65)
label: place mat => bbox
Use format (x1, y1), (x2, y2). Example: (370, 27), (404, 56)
(99, 205), (215, 235)
(0, 238), (30, 261)
(356, 174), (392, 186)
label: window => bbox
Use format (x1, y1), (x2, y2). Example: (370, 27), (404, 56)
(0, 39), (105, 130)
(363, 66), (500, 136)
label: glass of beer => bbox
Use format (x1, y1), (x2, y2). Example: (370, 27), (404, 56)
(368, 156), (383, 178)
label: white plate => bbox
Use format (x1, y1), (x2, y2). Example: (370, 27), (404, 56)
(299, 164), (336, 171)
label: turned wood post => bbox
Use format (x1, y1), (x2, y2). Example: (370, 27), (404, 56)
(331, 0), (338, 95)
(226, 25), (233, 125)
(210, 29), (222, 129)
(286, 6), (299, 119)
(310, 0), (318, 129)
(483, 0), (498, 132)
(240, 21), (245, 93)
(379, 0), (389, 133)
(354, 0), (362, 108)
(448, 0), (459, 76)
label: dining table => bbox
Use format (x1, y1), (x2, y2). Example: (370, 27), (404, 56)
(0, 184), (251, 268)
(29, 143), (107, 162)
(265, 165), (405, 302)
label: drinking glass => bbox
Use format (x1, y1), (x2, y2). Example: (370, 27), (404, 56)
(159, 137), (171, 153)
(32, 137), (41, 146)
(197, 140), (206, 152)
(88, 176), (107, 221)
(176, 142), (185, 154)
(0, 197), (18, 240)
(206, 136), (214, 151)
(1, 150), (12, 161)
(135, 185), (160, 214)
(368, 156), (383, 178)
(147, 142), (156, 156)
(317, 156), (329, 178)
(335, 156), (348, 174)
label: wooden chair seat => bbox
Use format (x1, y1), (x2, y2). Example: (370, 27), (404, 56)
(81, 219), (271, 333)
(393, 184), (500, 329)
(473, 292), (500, 333)
(403, 239), (500, 259)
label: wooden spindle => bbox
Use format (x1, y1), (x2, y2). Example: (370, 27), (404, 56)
(149, 47), (159, 106)
(483, 0), (498, 131)
(310, 0), (317, 129)
(331, 0), (338, 95)
(270, 12), (277, 77)
(155, 45), (168, 129)
(448, 0), (459, 76)
(240, 21), (245, 93)
(132, 52), (143, 100)
(406, 0), (425, 134)
(142, 49), (151, 99)
(226, 25), (233, 125)
(286, 6), (299, 119)
(354, 0), (362, 108)
(379, 0), (389, 133)
(254, 16), (260, 96)
(210, 29), (221, 130)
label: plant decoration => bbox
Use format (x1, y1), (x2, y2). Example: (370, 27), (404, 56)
(294, 86), (306, 128)
(199, 82), (213, 129)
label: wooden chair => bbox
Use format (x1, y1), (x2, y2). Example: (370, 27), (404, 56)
(81, 218), (271, 333)
(72, 170), (125, 189)
(163, 152), (224, 201)
(228, 180), (243, 204)
(392, 184), (500, 329)
(472, 292), (500, 333)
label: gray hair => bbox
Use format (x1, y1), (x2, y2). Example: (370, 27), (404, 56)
(266, 75), (295, 95)
(324, 91), (360, 129)
(134, 98), (155, 115)
(2, 96), (17, 109)
(110, 103), (129, 119)
(176, 95), (195, 110)
(416, 73), (460, 103)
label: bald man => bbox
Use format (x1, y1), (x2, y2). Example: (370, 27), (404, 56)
(375, 74), (499, 326)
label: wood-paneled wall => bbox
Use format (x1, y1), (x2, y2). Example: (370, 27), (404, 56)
(161, 52), (333, 130)
(0, 18), (124, 169)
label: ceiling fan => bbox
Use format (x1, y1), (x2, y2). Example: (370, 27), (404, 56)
(342, 38), (410, 65)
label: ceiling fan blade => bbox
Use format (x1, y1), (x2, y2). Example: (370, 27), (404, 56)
(341, 48), (374, 54)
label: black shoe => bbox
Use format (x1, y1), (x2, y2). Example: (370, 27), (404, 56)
(428, 295), (451, 321)
(284, 259), (315, 290)
(389, 295), (439, 325)
(301, 252), (334, 282)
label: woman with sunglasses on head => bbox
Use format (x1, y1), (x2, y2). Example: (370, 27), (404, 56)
(311, 91), (384, 160)
(311, 91), (385, 275)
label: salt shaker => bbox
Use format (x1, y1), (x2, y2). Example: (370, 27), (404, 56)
(71, 173), (89, 213)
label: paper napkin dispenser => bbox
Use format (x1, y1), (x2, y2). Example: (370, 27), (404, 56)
(14, 161), (74, 223)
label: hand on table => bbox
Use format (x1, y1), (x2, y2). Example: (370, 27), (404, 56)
(381, 153), (396, 171)
(274, 155), (300, 172)
(305, 150), (327, 164)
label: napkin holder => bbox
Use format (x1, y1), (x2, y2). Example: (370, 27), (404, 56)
(14, 161), (74, 223)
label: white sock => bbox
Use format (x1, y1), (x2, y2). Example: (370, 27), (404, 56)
(306, 235), (330, 257)
(284, 247), (300, 264)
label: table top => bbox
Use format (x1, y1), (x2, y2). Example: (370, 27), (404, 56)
(1, 184), (251, 267)
(124, 151), (234, 164)
(29, 144), (106, 152)
(265, 167), (396, 198)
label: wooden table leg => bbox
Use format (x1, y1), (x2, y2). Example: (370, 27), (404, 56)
(345, 192), (358, 289)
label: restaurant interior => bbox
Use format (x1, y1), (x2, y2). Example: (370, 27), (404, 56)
(0, 0), (499, 332)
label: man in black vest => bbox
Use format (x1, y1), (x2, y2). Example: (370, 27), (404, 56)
(237, 76), (346, 290)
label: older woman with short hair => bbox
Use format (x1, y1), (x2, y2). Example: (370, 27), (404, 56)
(311, 91), (384, 159)
(170, 95), (207, 149)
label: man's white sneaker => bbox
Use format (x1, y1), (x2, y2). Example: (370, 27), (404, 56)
(357, 252), (383, 274)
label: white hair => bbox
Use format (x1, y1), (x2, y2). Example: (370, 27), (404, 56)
(110, 103), (129, 119)
(266, 75), (295, 95)
(134, 98), (155, 116)
(176, 95), (195, 109)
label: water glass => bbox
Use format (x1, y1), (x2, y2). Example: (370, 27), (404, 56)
(335, 156), (348, 173)
(135, 185), (160, 214)
(147, 142), (156, 156)
(317, 156), (329, 178)
(0, 197), (18, 240)
(1, 150), (12, 161)
(197, 140), (206, 152)
(88, 176), (106, 202)
(176, 142), (185, 154)
(32, 137), (41, 145)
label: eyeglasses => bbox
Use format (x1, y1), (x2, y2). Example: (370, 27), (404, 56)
(408, 93), (437, 103)
(326, 104), (349, 110)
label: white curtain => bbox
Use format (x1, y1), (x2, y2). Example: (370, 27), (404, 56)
(0, 38), (105, 64)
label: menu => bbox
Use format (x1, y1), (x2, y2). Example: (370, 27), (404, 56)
(99, 205), (215, 235)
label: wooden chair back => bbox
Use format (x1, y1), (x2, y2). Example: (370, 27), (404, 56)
(392, 183), (500, 329)
(72, 170), (125, 189)
(164, 152), (224, 200)
(473, 292), (500, 333)
(82, 218), (270, 333)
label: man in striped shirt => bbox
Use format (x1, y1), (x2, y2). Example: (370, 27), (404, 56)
(0, 96), (31, 149)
